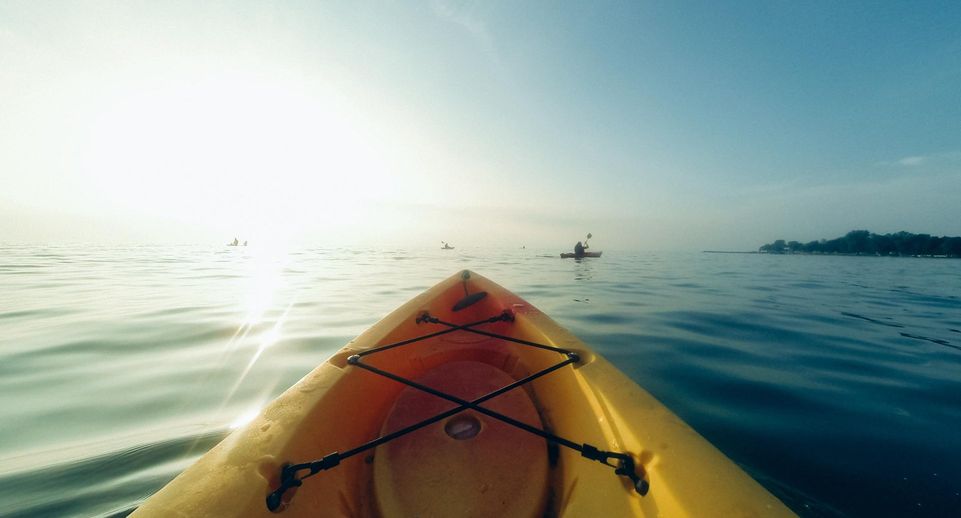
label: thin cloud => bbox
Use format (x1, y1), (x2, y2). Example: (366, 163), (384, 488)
(430, 0), (500, 69)
(879, 151), (961, 168)
(897, 156), (926, 166)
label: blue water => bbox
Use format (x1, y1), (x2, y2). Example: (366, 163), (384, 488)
(1, 245), (959, 517)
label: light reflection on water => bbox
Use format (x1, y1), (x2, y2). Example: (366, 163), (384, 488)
(1, 245), (960, 517)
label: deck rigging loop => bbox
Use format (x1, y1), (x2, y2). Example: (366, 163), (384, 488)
(453, 270), (488, 311)
(266, 311), (648, 512)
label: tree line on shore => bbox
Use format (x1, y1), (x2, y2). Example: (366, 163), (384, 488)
(759, 230), (961, 257)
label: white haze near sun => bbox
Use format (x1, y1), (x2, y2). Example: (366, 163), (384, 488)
(2, 2), (959, 251)
(0, 14), (594, 250)
(2, 55), (536, 249)
(82, 74), (420, 248)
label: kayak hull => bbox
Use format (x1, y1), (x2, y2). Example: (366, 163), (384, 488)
(560, 251), (602, 258)
(134, 271), (792, 517)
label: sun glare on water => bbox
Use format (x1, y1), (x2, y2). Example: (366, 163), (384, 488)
(229, 405), (263, 430)
(214, 246), (295, 416)
(240, 248), (289, 326)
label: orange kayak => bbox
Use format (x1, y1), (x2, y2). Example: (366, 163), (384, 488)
(133, 270), (792, 517)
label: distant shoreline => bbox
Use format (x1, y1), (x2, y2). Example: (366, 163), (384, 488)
(704, 250), (958, 258)
(758, 230), (961, 258)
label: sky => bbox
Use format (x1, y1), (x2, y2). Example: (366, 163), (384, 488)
(1, 1), (959, 251)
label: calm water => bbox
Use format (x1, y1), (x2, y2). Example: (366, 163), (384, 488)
(1, 245), (959, 517)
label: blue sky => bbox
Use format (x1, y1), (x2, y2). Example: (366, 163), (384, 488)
(1, 1), (959, 250)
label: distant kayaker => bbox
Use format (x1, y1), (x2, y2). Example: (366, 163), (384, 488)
(230, 237), (239, 246)
(574, 241), (585, 259)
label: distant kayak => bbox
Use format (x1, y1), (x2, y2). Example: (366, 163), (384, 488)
(560, 251), (602, 258)
(442, 246), (455, 250)
(133, 270), (790, 517)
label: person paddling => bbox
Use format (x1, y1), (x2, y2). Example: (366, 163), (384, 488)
(574, 241), (585, 258)
(573, 232), (591, 258)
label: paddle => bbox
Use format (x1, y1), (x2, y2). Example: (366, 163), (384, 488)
(584, 232), (592, 249)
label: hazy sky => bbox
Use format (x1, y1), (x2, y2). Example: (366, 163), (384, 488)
(2, 1), (959, 250)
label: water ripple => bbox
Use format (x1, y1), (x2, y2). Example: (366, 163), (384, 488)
(0, 429), (227, 518)
(2, 246), (960, 516)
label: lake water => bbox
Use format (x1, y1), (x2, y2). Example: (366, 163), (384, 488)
(1, 245), (959, 517)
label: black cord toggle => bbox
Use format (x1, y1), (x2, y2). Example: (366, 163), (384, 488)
(616, 455), (650, 495)
(416, 312), (437, 324)
(580, 445), (649, 495)
(310, 452), (341, 473)
(580, 443), (604, 461)
(266, 454), (343, 512)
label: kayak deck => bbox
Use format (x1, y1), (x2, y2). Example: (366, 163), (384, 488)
(374, 360), (549, 517)
(133, 270), (793, 517)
